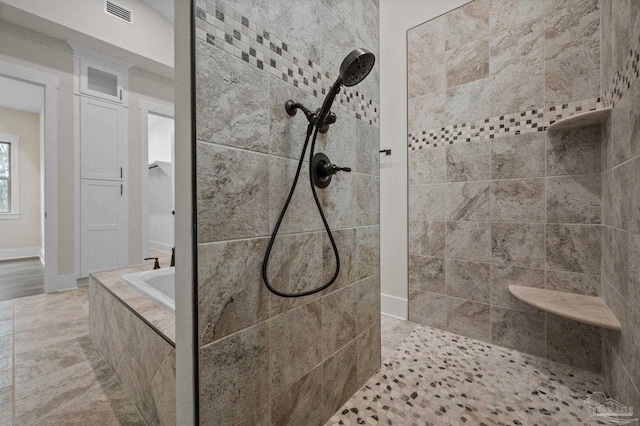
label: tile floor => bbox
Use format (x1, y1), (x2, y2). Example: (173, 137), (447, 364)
(329, 323), (606, 426)
(0, 287), (144, 426)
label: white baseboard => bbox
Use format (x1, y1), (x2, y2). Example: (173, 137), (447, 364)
(46, 273), (78, 293)
(0, 247), (42, 261)
(381, 293), (408, 320)
(149, 241), (172, 254)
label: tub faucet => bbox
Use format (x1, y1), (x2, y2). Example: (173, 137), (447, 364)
(171, 247), (175, 267)
(145, 257), (160, 269)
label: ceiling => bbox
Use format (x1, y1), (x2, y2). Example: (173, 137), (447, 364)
(141, 0), (174, 24)
(0, 75), (44, 114)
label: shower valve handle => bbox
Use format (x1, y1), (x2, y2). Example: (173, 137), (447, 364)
(324, 164), (351, 175)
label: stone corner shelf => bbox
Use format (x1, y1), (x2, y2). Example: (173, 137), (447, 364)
(547, 107), (612, 132)
(508, 285), (621, 331)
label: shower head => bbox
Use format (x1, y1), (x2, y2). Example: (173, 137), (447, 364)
(339, 48), (376, 87)
(316, 48), (376, 128)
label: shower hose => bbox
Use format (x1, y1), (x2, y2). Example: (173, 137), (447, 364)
(262, 122), (341, 297)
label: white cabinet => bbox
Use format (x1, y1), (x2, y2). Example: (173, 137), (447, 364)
(80, 179), (125, 277)
(79, 59), (127, 104)
(80, 97), (125, 181)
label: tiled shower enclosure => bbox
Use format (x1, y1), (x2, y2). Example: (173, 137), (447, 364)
(407, 0), (640, 410)
(193, 0), (380, 424)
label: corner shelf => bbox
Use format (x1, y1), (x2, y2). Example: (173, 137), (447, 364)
(508, 285), (621, 331)
(547, 107), (612, 132)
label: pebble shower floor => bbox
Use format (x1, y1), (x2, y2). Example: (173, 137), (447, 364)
(329, 326), (606, 426)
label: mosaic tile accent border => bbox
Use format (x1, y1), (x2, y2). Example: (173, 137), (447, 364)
(604, 33), (640, 107)
(194, 0), (379, 127)
(408, 97), (604, 150)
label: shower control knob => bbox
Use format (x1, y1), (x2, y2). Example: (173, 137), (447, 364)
(312, 152), (350, 188)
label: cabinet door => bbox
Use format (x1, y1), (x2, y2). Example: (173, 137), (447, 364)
(80, 179), (125, 277)
(79, 59), (126, 103)
(80, 97), (125, 181)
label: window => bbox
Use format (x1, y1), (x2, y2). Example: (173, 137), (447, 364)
(0, 133), (19, 218)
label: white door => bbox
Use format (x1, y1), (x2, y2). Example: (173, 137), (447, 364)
(80, 179), (125, 276)
(80, 97), (125, 181)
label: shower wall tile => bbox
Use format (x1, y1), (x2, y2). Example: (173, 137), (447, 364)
(321, 342), (357, 422)
(196, 142), (269, 242)
(546, 315), (601, 371)
(445, 39), (490, 88)
(356, 274), (380, 333)
(490, 265), (545, 313)
(444, 0), (490, 50)
(408, 91), (446, 135)
(489, 63), (544, 116)
(409, 220), (445, 257)
(408, 56), (446, 98)
(321, 285), (357, 359)
(491, 133), (546, 179)
(355, 119), (380, 176)
(445, 259), (490, 303)
(491, 179), (545, 223)
(445, 181), (490, 221)
(611, 92), (632, 166)
(446, 140), (491, 182)
(545, 49), (600, 107)
(446, 298), (490, 342)
(408, 184), (446, 221)
(356, 321), (381, 387)
(270, 301), (322, 395)
(544, 0), (600, 61)
(546, 224), (601, 274)
(546, 125), (601, 176)
(445, 79), (492, 124)
(408, 145), (446, 185)
(490, 307), (545, 356)
(408, 290), (448, 329)
(356, 174), (379, 226)
(546, 174), (601, 224)
(489, 0), (543, 33)
(611, 0), (631, 73)
(271, 366), (323, 426)
(199, 323), (270, 424)
(489, 18), (544, 75)
(407, 18), (445, 64)
(268, 233), (323, 316)
(491, 223), (545, 268)
(545, 270), (600, 296)
(322, 228), (357, 293)
(355, 226), (379, 281)
(409, 255), (445, 294)
(321, 172), (358, 229)
(354, 0), (379, 54)
(196, 42), (270, 153)
(198, 239), (270, 345)
(269, 157), (323, 235)
(446, 220), (491, 262)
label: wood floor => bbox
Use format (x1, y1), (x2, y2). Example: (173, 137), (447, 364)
(0, 258), (44, 302)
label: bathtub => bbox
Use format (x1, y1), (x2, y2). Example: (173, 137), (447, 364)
(121, 267), (175, 313)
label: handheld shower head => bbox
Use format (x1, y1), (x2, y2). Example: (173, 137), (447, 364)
(339, 48), (376, 87)
(317, 48), (376, 127)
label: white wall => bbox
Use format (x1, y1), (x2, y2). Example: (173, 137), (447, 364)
(148, 115), (174, 164)
(379, 0), (470, 317)
(0, 0), (174, 74)
(0, 107), (42, 257)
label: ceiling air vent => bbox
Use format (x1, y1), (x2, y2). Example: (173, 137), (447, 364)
(105, 1), (132, 23)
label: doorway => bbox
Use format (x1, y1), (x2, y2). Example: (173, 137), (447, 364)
(140, 100), (175, 260)
(0, 68), (56, 299)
